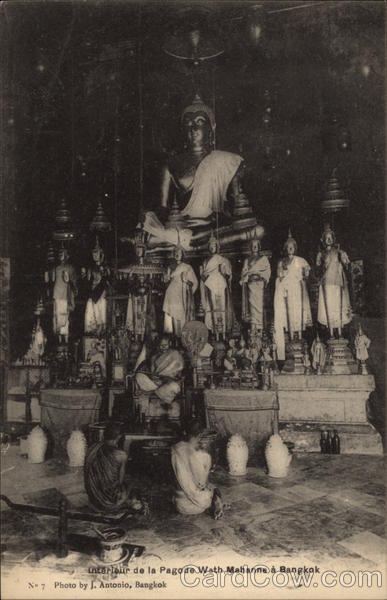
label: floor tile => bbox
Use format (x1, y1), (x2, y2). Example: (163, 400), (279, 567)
(337, 531), (387, 566)
(329, 488), (385, 517)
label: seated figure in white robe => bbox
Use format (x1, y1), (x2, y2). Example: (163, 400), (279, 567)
(135, 336), (184, 418)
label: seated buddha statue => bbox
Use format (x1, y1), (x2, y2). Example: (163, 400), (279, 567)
(141, 94), (261, 251)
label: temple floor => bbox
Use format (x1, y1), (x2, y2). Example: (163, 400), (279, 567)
(1, 444), (386, 597)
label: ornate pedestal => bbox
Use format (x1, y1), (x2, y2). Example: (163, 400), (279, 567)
(204, 388), (279, 464)
(274, 374), (382, 455)
(282, 339), (305, 374)
(324, 338), (358, 375)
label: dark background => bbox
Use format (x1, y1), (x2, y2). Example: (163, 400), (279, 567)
(1, 0), (385, 358)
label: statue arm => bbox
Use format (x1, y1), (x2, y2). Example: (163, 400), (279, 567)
(187, 265), (198, 292)
(228, 162), (245, 212)
(220, 258), (232, 280)
(161, 165), (172, 209)
(262, 257), (271, 284)
(240, 258), (249, 285)
(339, 250), (350, 267)
(277, 260), (284, 279)
(302, 258), (311, 279)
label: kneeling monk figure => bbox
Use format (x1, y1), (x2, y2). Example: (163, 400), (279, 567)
(84, 422), (147, 514)
(171, 420), (223, 519)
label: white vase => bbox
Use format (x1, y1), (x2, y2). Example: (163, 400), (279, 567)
(67, 430), (87, 467)
(265, 434), (292, 478)
(227, 434), (249, 476)
(27, 425), (47, 464)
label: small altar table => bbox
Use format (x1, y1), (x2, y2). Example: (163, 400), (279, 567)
(204, 388), (279, 464)
(275, 374), (382, 454)
(40, 388), (101, 456)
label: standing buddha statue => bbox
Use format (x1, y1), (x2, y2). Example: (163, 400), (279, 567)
(240, 235), (271, 333)
(200, 232), (233, 338)
(52, 246), (77, 344)
(84, 237), (110, 336)
(274, 230), (312, 360)
(316, 224), (352, 338)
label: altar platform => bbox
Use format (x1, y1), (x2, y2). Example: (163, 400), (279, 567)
(274, 374), (383, 455)
(204, 388), (279, 465)
(40, 388), (101, 457)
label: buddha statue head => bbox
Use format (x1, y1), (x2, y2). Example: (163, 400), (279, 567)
(321, 224), (336, 248)
(181, 94), (215, 153)
(208, 231), (220, 255)
(92, 236), (104, 266)
(173, 244), (185, 263)
(250, 235), (261, 257)
(283, 229), (297, 257)
(58, 246), (69, 264)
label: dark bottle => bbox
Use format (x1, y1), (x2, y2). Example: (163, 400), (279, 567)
(320, 430), (328, 454)
(326, 430), (333, 454)
(332, 430), (341, 454)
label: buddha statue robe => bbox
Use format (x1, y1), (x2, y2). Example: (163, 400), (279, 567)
(317, 247), (351, 330)
(163, 261), (198, 337)
(240, 253), (271, 329)
(200, 252), (233, 336)
(274, 256), (312, 360)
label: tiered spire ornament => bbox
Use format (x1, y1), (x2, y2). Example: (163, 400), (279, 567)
(53, 198), (75, 241)
(321, 169), (349, 214)
(90, 199), (111, 232)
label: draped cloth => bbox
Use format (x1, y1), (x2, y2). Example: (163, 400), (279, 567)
(84, 442), (129, 512)
(163, 263), (198, 337)
(274, 256), (312, 360)
(240, 255), (271, 329)
(171, 441), (213, 515)
(317, 248), (351, 329)
(201, 253), (233, 335)
(143, 212), (193, 250)
(180, 150), (243, 219)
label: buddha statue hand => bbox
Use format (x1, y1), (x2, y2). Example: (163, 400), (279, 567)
(339, 249), (350, 266)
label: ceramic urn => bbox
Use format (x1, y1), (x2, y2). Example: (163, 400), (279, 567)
(265, 433), (292, 478)
(27, 425), (48, 464)
(67, 430), (87, 467)
(227, 433), (249, 476)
